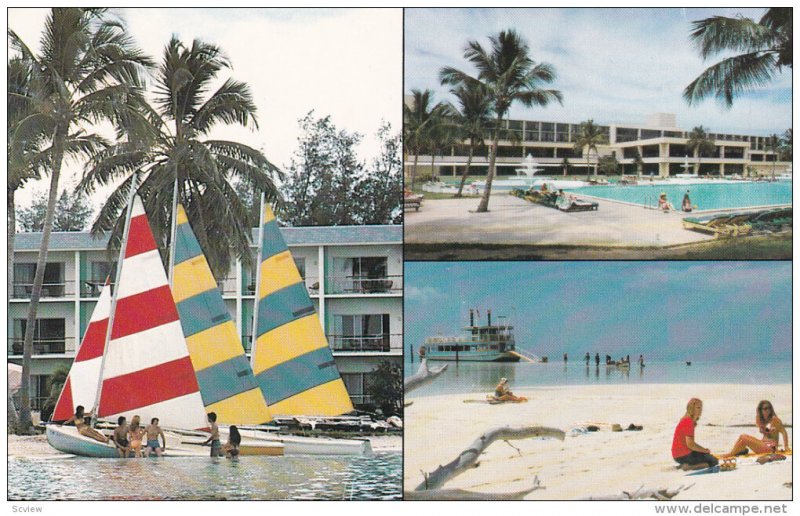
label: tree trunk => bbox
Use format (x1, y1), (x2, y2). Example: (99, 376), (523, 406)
(410, 150), (420, 192)
(8, 186), (18, 431)
(17, 126), (66, 434)
(593, 148), (598, 177)
(476, 117), (501, 213)
(693, 149), (699, 175)
(455, 142), (475, 197)
(430, 150), (437, 182)
(404, 359), (448, 394)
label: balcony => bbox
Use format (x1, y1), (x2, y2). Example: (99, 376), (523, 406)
(11, 281), (75, 299)
(81, 280), (115, 297)
(328, 333), (402, 353)
(9, 337), (74, 356)
(242, 276), (321, 297)
(327, 275), (403, 295)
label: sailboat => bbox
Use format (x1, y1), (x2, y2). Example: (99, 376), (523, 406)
(47, 195), (233, 456)
(170, 202), (369, 455)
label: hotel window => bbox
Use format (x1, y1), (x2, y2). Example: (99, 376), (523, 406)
(84, 261), (115, 296)
(616, 127), (638, 143)
(13, 262), (65, 298)
(664, 131), (683, 138)
(640, 129), (661, 140)
(332, 314), (390, 352)
(12, 318), (66, 355)
(331, 256), (389, 293)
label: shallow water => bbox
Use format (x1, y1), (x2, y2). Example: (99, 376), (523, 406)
(8, 452), (401, 500)
(567, 182), (791, 210)
(404, 359), (790, 397)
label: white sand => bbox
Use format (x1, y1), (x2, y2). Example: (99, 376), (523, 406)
(405, 384), (792, 500)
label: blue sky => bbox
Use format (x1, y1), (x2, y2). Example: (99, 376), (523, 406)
(405, 7), (791, 136)
(404, 262), (791, 361)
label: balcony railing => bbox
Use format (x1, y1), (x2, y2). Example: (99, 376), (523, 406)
(9, 337), (74, 355)
(349, 394), (375, 407)
(242, 277), (321, 296)
(328, 275), (403, 295)
(328, 333), (402, 353)
(11, 281), (75, 299)
(81, 280), (115, 297)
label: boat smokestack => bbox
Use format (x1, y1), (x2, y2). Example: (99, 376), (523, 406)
(488, 310), (492, 326)
(469, 309), (474, 326)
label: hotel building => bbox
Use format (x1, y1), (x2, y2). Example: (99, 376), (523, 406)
(9, 225), (403, 412)
(405, 110), (790, 178)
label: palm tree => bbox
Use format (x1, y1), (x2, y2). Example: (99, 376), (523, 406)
(573, 119), (607, 178)
(441, 29), (562, 212)
(631, 147), (645, 178)
(780, 128), (792, 161)
(765, 133), (781, 180)
(80, 37), (281, 278)
(403, 89), (448, 191)
(684, 8), (792, 107)
(446, 82), (492, 197)
(8, 8), (152, 434)
(560, 156), (570, 176)
(686, 126), (716, 176)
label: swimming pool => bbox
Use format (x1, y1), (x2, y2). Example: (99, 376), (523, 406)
(566, 182), (792, 211)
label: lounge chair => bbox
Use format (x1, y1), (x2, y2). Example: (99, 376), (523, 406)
(403, 190), (423, 211)
(559, 198), (599, 212)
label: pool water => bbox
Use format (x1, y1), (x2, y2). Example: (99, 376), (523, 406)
(8, 452), (402, 500)
(566, 182), (791, 211)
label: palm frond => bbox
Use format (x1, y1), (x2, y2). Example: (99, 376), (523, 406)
(191, 78), (259, 134)
(684, 52), (777, 106)
(689, 15), (774, 59)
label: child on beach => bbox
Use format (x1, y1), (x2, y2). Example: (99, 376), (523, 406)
(724, 400), (790, 457)
(203, 412), (223, 457)
(671, 398), (718, 471)
(144, 418), (166, 457)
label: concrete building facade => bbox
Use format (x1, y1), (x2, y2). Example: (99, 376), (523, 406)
(9, 225), (403, 411)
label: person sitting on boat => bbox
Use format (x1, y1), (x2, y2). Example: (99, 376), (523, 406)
(682, 190), (693, 212)
(723, 400), (789, 457)
(658, 193), (674, 212)
(128, 415), (145, 458)
(671, 398), (718, 471)
(62, 405), (110, 444)
(493, 378), (527, 402)
(144, 418), (166, 458)
(203, 412), (223, 457)
(111, 416), (130, 458)
(223, 425), (242, 459)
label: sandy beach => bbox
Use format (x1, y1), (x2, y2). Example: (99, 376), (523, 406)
(405, 384), (792, 500)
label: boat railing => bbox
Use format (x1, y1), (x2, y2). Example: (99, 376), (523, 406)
(426, 334), (514, 344)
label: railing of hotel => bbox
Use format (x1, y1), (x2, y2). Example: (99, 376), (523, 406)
(327, 275), (403, 295)
(11, 394), (49, 412)
(11, 281), (76, 299)
(81, 280), (115, 297)
(232, 277), (321, 296)
(8, 337), (75, 355)
(349, 394), (375, 406)
(328, 334), (403, 353)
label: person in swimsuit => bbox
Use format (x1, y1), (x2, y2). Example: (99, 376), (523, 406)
(493, 378), (527, 402)
(658, 193), (674, 211)
(682, 190), (693, 212)
(111, 416), (130, 458)
(62, 405), (109, 443)
(671, 398), (718, 470)
(128, 415), (144, 458)
(724, 400), (790, 457)
(223, 425), (242, 459)
(203, 412), (223, 457)
(144, 418), (166, 457)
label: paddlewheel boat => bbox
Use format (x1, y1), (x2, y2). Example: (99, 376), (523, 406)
(420, 309), (521, 362)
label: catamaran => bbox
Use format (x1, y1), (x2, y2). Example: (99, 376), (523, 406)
(420, 309), (521, 362)
(47, 180), (370, 456)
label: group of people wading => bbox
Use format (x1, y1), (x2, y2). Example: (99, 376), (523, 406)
(62, 406), (241, 459)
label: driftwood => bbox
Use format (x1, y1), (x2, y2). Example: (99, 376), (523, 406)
(405, 478), (543, 500)
(580, 484), (694, 500)
(415, 425), (565, 491)
(404, 359), (448, 394)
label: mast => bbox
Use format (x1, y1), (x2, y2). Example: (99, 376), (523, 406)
(167, 174), (179, 287)
(90, 172), (139, 425)
(249, 192), (266, 367)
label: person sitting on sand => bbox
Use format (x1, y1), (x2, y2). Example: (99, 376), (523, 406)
(63, 405), (109, 443)
(493, 378), (527, 402)
(111, 416), (130, 458)
(671, 398), (718, 471)
(658, 193), (674, 212)
(724, 400), (790, 457)
(144, 418), (166, 458)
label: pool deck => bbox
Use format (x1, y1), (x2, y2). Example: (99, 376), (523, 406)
(405, 193), (717, 247)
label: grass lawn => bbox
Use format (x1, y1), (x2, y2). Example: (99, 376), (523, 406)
(405, 232), (792, 261)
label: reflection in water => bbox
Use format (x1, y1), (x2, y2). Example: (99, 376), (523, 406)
(8, 452), (401, 501)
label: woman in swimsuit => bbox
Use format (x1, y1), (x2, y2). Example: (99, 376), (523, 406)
(493, 378), (527, 402)
(725, 400), (790, 457)
(128, 415), (145, 458)
(63, 405), (109, 443)
(223, 425), (242, 459)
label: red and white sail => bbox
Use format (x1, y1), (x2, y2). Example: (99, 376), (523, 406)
(96, 196), (208, 430)
(51, 281), (112, 422)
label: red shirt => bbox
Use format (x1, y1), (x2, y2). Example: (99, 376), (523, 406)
(671, 416), (695, 458)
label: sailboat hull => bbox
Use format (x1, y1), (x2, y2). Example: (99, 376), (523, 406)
(46, 425), (209, 457)
(173, 427), (371, 456)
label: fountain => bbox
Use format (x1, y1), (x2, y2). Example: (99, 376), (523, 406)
(515, 154), (544, 177)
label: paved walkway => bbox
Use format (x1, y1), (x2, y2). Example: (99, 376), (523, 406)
(405, 193), (714, 247)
